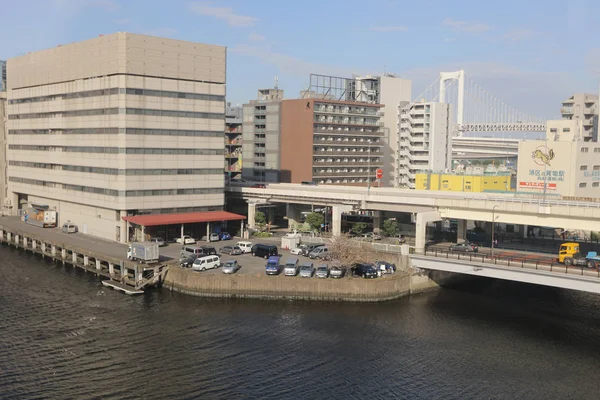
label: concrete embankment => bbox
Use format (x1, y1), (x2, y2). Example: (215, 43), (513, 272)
(164, 266), (470, 302)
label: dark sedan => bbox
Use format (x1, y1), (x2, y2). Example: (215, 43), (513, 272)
(180, 254), (198, 268)
(449, 242), (479, 253)
(351, 263), (379, 279)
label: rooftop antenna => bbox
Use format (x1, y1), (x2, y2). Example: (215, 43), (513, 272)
(274, 75), (279, 90)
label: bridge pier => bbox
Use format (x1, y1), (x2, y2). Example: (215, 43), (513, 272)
(416, 211), (441, 253)
(457, 219), (467, 243)
(332, 205), (353, 237)
(286, 204), (301, 230)
(373, 211), (382, 234)
(247, 203), (256, 230)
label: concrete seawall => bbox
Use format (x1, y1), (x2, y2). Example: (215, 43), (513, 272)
(165, 266), (414, 302)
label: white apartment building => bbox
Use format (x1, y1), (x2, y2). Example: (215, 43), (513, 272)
(546, 119), (585, 142)
(0, 91), (7, 213)
(560, 93), (598, 142)
(397, 101), (452, 188)
(6, 33), (226, 242)
(346, 74), (411, 186)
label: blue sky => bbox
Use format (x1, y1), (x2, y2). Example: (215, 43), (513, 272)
(1, 0), (599, 119)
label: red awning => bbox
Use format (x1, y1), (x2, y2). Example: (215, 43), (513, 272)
(122, 211), (246, 227)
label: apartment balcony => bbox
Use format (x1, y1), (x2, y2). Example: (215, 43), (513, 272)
(255, 137), (266, 144)
(225, 152), (242, 159)
(313, 119), (383, 128)
(313, 170), (376, 178)
(254, 156), (266, 162)
(254, 128), (266, 133)
(226, 127), (242, 134)
(225, 165), (241, 172)
(399, 150), (414, 160)
(314, 127), (385, 137)
(583, 117), (596, 126)
(313, 138), (382, 146)
(313, 149), (383, 156)
(313, 158), (380, 166)
(254, 109), (266, 115)
(314, 107), (382, 117)
(412, 154), (430, 162)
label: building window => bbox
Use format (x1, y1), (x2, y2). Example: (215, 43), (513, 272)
(550, 128), (557, 133)
(579, 183), (587, 188)
(595, 148), (600, 153)
(581, 165), (588, 171)
(563, 128), (570, 132)
(594, 165), (600, 171)
(581, 147), (589, 153)
(593, 182), (599, 187)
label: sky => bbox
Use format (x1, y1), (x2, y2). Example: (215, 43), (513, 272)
(1, 0), (599, 120)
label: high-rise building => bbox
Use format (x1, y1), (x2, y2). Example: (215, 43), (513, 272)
(397, 101), (452, 188)
(560, 93), (598, 142)
(280, 98), (384, 185)
(6, 33), (227, 242)
(345, 74), (411, 186)
(241, 88), (283, 183)
(225, 103), (243, 181)
(0, 91), (7, 214)
(0, 60), (6, 91)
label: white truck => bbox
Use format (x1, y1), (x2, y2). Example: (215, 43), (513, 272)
(127, 242), (160, 264)
(23, 207), (57, 228)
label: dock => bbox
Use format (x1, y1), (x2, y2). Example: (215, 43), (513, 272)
(0, 217), (170, 293)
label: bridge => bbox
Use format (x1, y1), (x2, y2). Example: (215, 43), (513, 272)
(229, 183), (600, 253)
(407, 70), (546, 159)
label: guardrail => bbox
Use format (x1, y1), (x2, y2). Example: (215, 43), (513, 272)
(420, 248), (600, 278)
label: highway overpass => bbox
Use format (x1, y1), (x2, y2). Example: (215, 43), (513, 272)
(452, 136), (520, 159)
(228, 183), (600, 252)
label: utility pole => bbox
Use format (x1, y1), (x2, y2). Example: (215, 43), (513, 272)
(491, 204), (499, 256)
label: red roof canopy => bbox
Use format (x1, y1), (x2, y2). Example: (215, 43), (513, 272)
(122, 211), (246, 227)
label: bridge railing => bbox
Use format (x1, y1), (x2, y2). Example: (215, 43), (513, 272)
(419, 248), (600, 279)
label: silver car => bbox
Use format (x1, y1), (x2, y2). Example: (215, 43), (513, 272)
(299, 263), (315, 278)
(221, 245), (242, 255)
(222, 260), (240, 274)
(329, 266), (346, 278)
(315, 264), (329, 278)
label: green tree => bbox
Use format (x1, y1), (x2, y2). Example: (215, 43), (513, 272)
(382, 219), (399, 237)
(591, 231), (600, 242)
(352, 222), (368, 235)
(305, 212), (324, 232)
(254, 211), (266, 230)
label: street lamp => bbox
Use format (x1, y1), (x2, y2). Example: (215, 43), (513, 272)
(491, 205), (499, 256)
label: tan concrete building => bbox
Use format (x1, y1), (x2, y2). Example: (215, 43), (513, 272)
(546, 119), (585, 142)
(560, 93), (598, 142)
(517, 140), (600, 197)
(6, 33), (227, 242)
(0, 91), (7, 214)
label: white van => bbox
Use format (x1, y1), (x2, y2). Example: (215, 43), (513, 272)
(192, 255), (221, 272)
(308, 246), (329, 260)
(236, 241), (253, 254)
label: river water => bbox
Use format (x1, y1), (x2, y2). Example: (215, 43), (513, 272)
(2, 245), (600, 400)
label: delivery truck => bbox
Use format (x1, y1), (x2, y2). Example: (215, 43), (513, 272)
(127, 242), (160, 264)
(23, 206), (57, 228)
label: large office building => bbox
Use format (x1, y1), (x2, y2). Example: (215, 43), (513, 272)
(560, 93), (598, 142)
(6, 32), (227, 242)
(345, 74), (411, 186)
(241, 88), (283, 183)
(225, 103), (243, 181)
(397, 101), (452, 188)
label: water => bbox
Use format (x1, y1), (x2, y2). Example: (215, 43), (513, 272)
(2, 244), (600, 400)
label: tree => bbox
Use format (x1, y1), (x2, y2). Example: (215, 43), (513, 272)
(255, 211), (266, 231)
(327, 234), (377, 267)
(305, 212), (324, 232)
(351, 222), (368, 235)
(382, 219), (399, 237)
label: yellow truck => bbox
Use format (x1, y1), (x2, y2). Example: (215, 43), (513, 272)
(558, 242), (580, 264)
(558, 242), (600, 268)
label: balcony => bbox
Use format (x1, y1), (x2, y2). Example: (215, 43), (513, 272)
(313, 170), (376, 178)
(313, 119), (383, 128)
(254, 109), (266, 115)
(561, 106), (573, 114)
(313, 149), (383, 156)
(225, 165), (241, 172)
(226, 127), (242, 134)
(314, 106), (382, 117)
(255, 137), (266, 144)
(314, 128), (384, 137)
(313, 138), (382, 146)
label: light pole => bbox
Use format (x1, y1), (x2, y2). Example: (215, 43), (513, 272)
(491, 205), (499, 256)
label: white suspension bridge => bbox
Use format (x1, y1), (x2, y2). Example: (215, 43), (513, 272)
(405, 70), (548, 159)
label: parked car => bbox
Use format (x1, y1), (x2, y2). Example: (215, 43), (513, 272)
(265, 256), (281, 275)
(449, 242), (479, 253)
(284, 257), (300, 276)
(352, 263), (379, 279)
(180, 254), (198, 268)
(149, 237), (166, 247)
(236, 241), (253, 254)
(200, 245), (218, 256)
(251, 244), (278, 259)
(222, 260), (240, 274)
(176, 236), (196, 245)
(299, 262), (315, 278)
(192, 255), (220, 272)
(302, 243), (324, 257)
(221, 245), (242, 255)
(219, 232), (232, 240)
(290, 246), (305, 255)
(61, 222), (78, 234)
(309, 246), (330, 260)
(209, 233), (220, 242)
(316, 264), (329, 278)
(360, 232), (382, 241)
(301, 181), (317, 185)
(374, 260), (396, 275)
(251, 183), (266, 188)
(329, 265), (346, 279)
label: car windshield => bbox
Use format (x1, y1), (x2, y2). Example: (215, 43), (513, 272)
(225, 261), (235, 267)
(301, 266), (311, 270)
(317, 267), (327, 271)
(233, 246), (241, 250)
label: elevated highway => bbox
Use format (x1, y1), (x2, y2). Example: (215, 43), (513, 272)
(228, 183), (600, 252)
(452, 136), (520, 159)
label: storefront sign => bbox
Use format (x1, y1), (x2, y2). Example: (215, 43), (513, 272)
(519, 181), (557, 190)
(528, 169), (565, 182)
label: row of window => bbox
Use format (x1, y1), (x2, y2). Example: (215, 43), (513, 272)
(8, 87), (225, 105)
(579, 165), (600, 171)
(580, 148), (600, 153)
(8, 128), (223, 137)
(8, 145), (224, 155)
(9, 176), (223, 197)
(579, 182), (599, 188)
(9, 161), (222, 176)
(9, 108), (224, 120)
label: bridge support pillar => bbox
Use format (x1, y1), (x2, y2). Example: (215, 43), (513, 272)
(286, 204), (300, 230)
(332, 205), (353, 237)
(457, 219), (467, 243)
(521, 225), (528, 239)
(372, 211), (382, 234)
(247, 203), (256, 230)
(416, 211), (441, 254)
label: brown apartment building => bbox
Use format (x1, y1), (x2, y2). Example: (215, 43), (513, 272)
(279, 98), (384, 185)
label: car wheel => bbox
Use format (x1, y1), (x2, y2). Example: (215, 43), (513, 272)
(201, 266), (206, 271)
(564, 258), (573, 267)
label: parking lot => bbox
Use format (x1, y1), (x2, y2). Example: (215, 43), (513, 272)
(158, 237), (394, 279)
